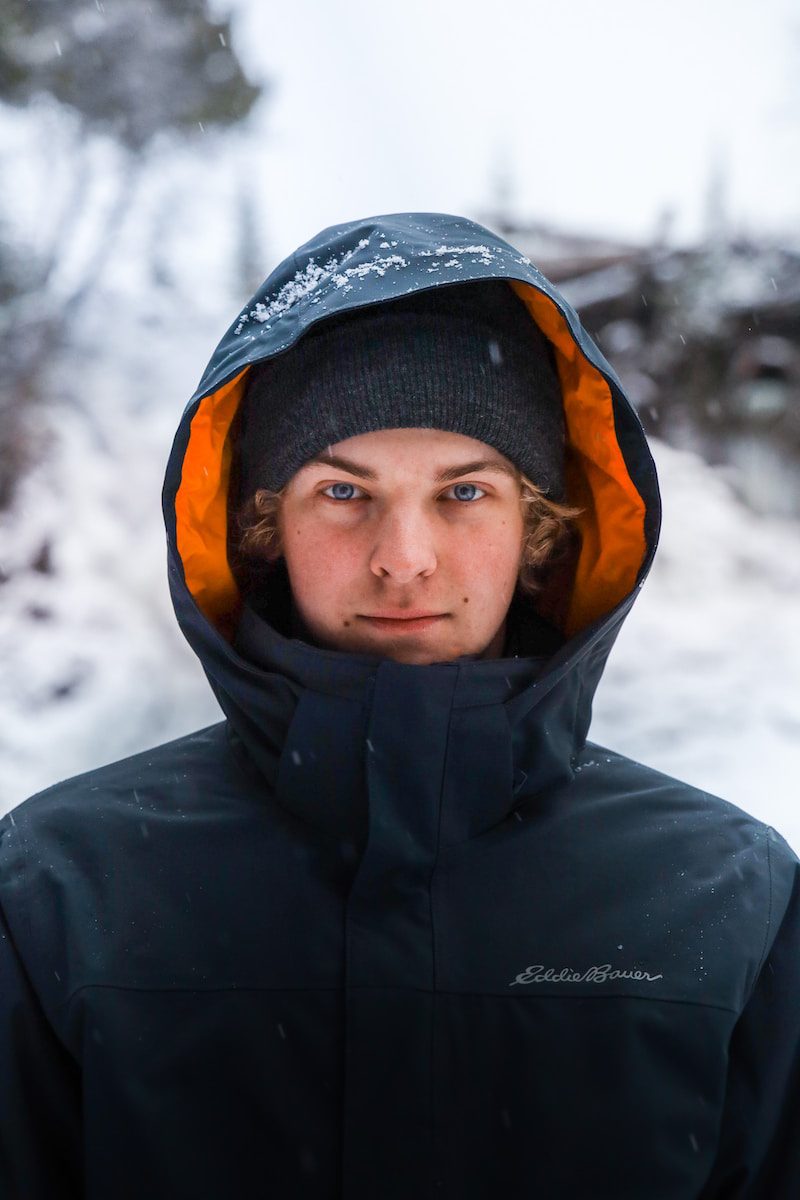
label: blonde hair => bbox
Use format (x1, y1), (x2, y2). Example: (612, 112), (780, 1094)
(516, 471), (583, 599)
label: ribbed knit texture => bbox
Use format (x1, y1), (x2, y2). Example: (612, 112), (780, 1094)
(237, 280), (565, 501)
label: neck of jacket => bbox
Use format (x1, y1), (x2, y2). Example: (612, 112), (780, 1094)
(195, 582), (620, 860)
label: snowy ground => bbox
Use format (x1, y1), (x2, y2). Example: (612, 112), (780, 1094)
(592, 437), (800, 852)
(1, 322), (799, 856)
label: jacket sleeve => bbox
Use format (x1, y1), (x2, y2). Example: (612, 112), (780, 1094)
(699, 836), (800, 1199)
(0, 894), (82, 1198)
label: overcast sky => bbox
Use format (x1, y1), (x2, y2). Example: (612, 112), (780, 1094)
(226, 0), (799, 259)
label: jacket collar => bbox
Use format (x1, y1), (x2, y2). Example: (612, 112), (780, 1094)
(222, 591), (586, 848)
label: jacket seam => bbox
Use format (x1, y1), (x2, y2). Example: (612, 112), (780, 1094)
(428, 667), (458, 1185)
(57, 979), (740, 1016)
(749, 826), (774, 1000)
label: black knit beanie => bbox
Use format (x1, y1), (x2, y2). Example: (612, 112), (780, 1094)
(236, 279), (566, 504)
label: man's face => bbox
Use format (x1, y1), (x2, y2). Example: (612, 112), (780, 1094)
(277, 428), (525, 665)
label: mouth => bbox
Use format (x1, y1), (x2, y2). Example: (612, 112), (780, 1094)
(358, 612), (450, 633)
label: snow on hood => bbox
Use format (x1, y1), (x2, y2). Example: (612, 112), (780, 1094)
(162, 211), (659, 658)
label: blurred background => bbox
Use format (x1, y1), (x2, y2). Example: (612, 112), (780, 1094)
(1, 0), (798, 848)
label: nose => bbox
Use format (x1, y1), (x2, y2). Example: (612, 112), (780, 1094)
(369, 508), (438, 582)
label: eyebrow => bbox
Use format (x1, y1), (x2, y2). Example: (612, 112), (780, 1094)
(302, 453), (517, 483)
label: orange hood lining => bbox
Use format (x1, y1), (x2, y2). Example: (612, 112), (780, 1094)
(174, 283), (647, 643)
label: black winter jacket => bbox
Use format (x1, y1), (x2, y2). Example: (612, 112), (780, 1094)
(1, 212), (799, 1199)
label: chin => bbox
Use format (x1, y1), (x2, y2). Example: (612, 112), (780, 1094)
(381, 647), (452, 666)
(358, 634), (480, 666)
(318, 630), (457, 665)
(314, 620), (499, 664)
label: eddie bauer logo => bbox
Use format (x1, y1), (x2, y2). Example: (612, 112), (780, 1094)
(509, 963), (664, 986)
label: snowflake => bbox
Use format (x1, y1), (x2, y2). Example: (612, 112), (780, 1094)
(234, 239), (376, 334)
(331, 254), (408, 288)
(232, 235), (498, 336)
(434, 243), (496, 265)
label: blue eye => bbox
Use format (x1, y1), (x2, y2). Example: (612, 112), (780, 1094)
(322, 482), (363, 501)
(449, 483), (486, 502)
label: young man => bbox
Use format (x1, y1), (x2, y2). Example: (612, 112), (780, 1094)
(1, 212), (798, 1198)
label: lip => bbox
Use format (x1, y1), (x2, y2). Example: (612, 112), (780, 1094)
(361, 610), (447, 620)
(358, 612), (449, 632)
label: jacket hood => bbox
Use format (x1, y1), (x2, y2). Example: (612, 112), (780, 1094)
(162, 212), (660, 840)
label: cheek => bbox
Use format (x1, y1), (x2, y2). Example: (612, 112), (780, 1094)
(283, 521), (363, 600)
(452, 518), (523, 584)
(450, 526), (523, 623)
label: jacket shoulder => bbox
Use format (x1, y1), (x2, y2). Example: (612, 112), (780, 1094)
(584, 740), (796, 842)
(581, 740), (799, 919)
(0, 721), (256, 906)
(2, 721), (231, 836)
(0, 721), (263, 1011)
